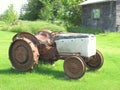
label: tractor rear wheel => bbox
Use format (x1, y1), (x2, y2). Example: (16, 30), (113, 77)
(64, 56), (86, 79)
(86, 50), (104, 70)
(12, 32), (39, 46)
(9, 38), (39, 71)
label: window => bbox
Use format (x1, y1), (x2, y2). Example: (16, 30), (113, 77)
(92, 9), (100, 19)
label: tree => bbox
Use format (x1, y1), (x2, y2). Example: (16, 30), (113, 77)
(20, 0), (60, 21)
(20, 0), (83, 26)
(39, 0), (53, 20)
(57, 0), (83, 26)
(20, 0), (44, 20)
(39, 0), (61, 21)
(2, 4), (18, 23)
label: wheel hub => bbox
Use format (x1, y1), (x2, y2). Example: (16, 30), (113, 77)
(15, 46), (28, 64)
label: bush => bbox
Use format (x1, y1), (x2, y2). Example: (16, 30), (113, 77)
(1, 4), (18, 24)
(0, 20), (66, 33)
(67, 26), (103, 34)
(0, 21), (6, 29)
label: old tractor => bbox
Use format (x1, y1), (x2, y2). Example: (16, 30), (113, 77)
(9, 30), (104, 79)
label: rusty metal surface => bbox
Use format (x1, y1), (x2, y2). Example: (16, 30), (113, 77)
(86, 50), (104, 70)
(35, 30), (58, 63)
(35, 30), (52, 35)
(35, 30), (53, 44)
(13, 32), (39, 45)
(9, 38), (39, 71)
(38, 44), (58, 63)
(64, 56), (86, 79)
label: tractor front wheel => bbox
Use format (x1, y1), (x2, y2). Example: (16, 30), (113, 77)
(86, 50), (104, 70)
(64, 56), (86, 79)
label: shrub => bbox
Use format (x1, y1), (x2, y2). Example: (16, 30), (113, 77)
(67, 26), (103, 34)
(1, 4), (18, 24)
(0, 20), (66, 33)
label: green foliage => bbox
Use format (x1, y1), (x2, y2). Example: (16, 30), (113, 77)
(1, 4), (18, 23)
(39, 0), (62, 22)
(0, 20), (104, 34)
(20, 0), (62, 21)
(58, 0), (83, 26)
(20, 0), (83, 26)
(0, 30), (120, 90)
(67, 26), (104, 34)
(20, 0), (44, 20)
(39, 0), (54, 21)
(0, 21), (6, 29)
(0, 20), (66, 33)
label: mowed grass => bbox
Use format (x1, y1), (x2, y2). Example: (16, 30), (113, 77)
(0, 30), (120, 90)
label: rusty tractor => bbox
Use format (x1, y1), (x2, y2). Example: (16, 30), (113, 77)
(9, 30), (104, 79)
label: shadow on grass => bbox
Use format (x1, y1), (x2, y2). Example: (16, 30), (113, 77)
(0, 65), (99, 80)
(0, 65), (69, 80)
(34, 65), (66, 79)
(0, 68), (26, 74)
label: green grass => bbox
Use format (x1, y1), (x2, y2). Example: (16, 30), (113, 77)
(0, 30), (120, 90)
(0, 20), (66, 34)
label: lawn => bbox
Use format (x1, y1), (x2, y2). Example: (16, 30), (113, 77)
(0, 30), (120, 90)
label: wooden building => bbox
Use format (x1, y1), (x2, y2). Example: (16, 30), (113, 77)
(80, 0), (120, 32)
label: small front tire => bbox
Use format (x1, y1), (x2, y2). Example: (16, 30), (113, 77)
(86, 50), (104, 70)
(64, 56), (86, 79)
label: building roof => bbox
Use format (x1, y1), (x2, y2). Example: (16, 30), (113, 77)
(80, 0), (116, 6)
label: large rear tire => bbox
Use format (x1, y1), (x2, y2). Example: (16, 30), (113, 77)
(9, 38), (39, 71)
